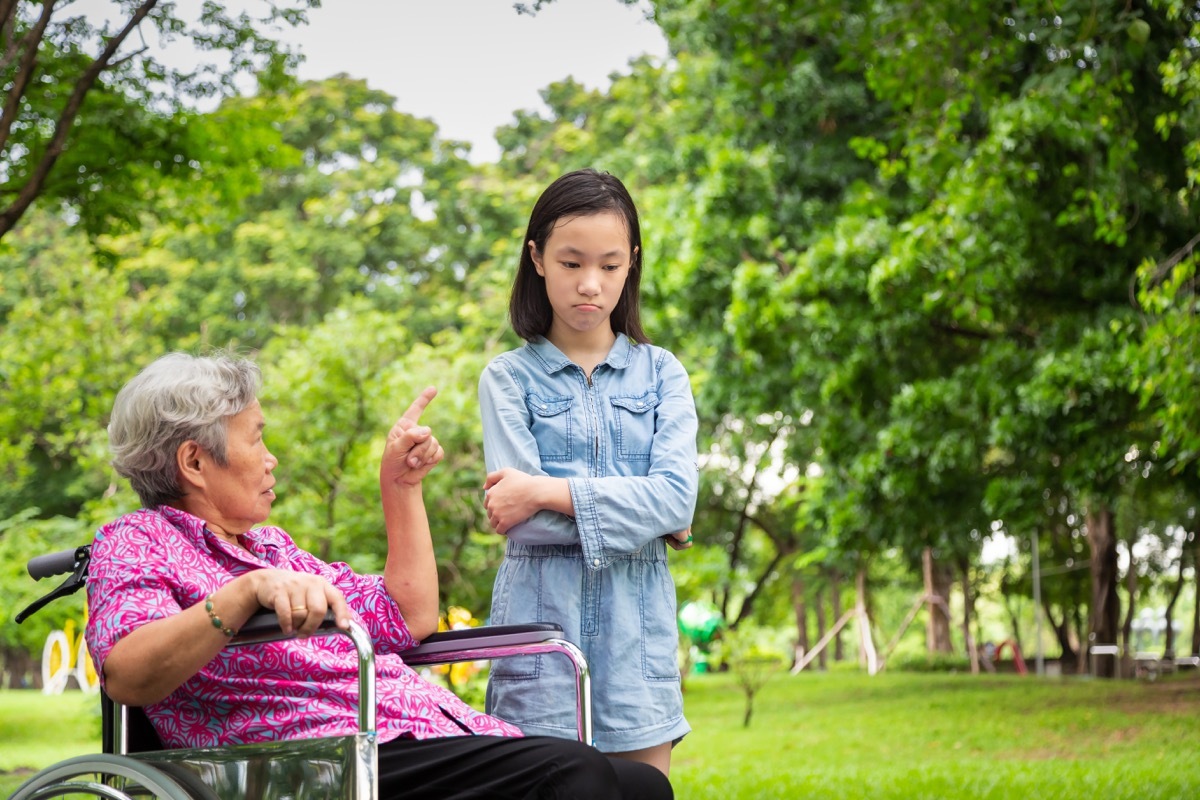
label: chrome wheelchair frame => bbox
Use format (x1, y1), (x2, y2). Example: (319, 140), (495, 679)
(13, 545), (592, 800)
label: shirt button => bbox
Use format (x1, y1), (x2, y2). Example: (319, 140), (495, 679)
(636, 402), (644, 408)
(540, 404), (548, 410)
(593, 559), (601, 567)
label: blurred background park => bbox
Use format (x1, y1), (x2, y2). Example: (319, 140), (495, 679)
(1, 0), (1199, 796)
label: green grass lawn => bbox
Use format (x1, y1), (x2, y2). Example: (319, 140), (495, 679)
(3, 670), (1198, 798)
(672, 669), (1200, 799)
(0, 690), (99, 796)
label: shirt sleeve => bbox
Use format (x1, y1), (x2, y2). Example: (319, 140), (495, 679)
(267, 532), (419, 653)
(479, 358), (582, 547)
(85, 520), (182, 686)
(569, 349), (700, 568)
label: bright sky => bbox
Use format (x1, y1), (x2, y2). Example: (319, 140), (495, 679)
(71, 0), (668, 163)
(281, 1), (668, 162)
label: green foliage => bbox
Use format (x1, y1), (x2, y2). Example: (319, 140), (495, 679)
(886, 651), (974, 673)
(711, 623), (790, 726)
(3, 0), (1199, 684)
(1133, 1), (1199, 472)
(624, 0), (1198, 659)
(0, 65), (515, 649)
(0, 512), (90, 656)
(0, 215), (174, 519)
(259, 303), (504, 605)
(0, 0), (315, 240)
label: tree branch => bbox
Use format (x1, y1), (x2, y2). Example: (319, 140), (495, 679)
(0, 0), (26, 71)
(0, 0), (160, 238)
(0, 0), (55, 154)
(720, 426), (780, 618)
(732, 550), (785, 628)
(108, 46), (151, 70)
(1134, 230), (1200, 311)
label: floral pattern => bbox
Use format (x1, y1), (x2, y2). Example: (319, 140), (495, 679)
(85, 506), (523, 747)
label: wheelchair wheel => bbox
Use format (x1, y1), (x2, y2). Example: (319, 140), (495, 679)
(8, 754), (202, 800)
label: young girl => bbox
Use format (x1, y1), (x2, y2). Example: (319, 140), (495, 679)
(478, 169), (698, 777)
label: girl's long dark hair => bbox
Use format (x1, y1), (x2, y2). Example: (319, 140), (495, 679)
(509, 169), (648, 343)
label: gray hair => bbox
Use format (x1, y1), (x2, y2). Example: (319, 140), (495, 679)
(109, 352), (262, 508)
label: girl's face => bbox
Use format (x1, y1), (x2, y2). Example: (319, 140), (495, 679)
(530, 211), (637, 342)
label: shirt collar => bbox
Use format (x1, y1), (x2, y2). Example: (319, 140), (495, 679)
(526, 333), (636, 374)
(158, 505), (209, 538)
(158, 505), (266, 559)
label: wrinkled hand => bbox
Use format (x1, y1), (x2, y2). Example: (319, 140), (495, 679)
(381, 387), (444, 487)
(248, 569), (351, 637)
(482, 468), (541, 536)
(665, 527), (694, 551)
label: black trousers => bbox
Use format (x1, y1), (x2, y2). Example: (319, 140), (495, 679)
(377, 734), (674, 800)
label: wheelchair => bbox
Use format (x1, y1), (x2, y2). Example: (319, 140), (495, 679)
(12, 545), (592, 799)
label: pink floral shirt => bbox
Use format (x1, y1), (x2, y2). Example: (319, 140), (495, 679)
(85, 506), (523, 748)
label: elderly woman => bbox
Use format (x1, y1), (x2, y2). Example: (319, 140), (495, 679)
(84, 352), (672, 800)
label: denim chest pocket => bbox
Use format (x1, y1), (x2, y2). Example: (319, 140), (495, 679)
(526, 392), (573, 462)
(610, 391), (659, 461)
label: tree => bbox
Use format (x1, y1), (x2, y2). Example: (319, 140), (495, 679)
(0, 0), (315, 242)
(258, 303), (505, 609)
(0, 212), (177, 520)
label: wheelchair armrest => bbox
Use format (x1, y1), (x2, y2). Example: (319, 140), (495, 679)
(237, 615), (591, 744)
(399, 622), (593, 744)
(231, 610), (376, 735)
(232, 609), (344, 642)
(399, 623), (565, 664)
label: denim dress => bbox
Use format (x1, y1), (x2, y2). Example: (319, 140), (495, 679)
(479, 334), (699, 751)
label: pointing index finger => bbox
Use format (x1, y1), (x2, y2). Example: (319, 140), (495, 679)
(401, 386), (437, 424)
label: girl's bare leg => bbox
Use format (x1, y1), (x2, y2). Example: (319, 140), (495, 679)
(608, 742), (672, 777)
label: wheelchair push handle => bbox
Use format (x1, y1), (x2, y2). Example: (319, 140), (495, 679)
(16, 545), (92, 624)
(28, 546), (88, 580)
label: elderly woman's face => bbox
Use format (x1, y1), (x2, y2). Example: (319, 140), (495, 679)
(202, 399), (278, 534)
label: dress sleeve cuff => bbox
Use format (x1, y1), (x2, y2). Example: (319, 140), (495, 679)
(569, 477), (612, 571)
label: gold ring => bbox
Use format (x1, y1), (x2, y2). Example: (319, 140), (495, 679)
(291, 606), (308, 613)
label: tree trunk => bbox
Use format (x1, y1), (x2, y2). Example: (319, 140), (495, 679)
(856, 567), (878, 674)
(1074, 604), (1089, 675)
(815, 584), (829, 670)
(1086, 505), (1121, 677)
(960, 561), (979, 674)
(1163, 551), (1186, 659)
(720, 519), (747, 623)
(1001, 585), (1024, 654)
(1043, 598), (1078, 671)
(792, 573), (809, 669)
(830, 569), (845, 662)
(922, 547), (953, 654)
(1192, 537), (1200, 658)
(1, 645), (33, 689)
(1121, 539), (1137, 655)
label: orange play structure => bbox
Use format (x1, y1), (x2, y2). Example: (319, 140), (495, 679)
(990, 639), (1027, 675)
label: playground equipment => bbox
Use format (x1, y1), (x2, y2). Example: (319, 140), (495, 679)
(1129, 608), (1195, 680)
(41, 614), (100, 694)
(678, 600), (724, 673)
(981, 639), (1027, 675)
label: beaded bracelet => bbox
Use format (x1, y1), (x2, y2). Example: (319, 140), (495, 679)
(204, 593), (238, 637)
